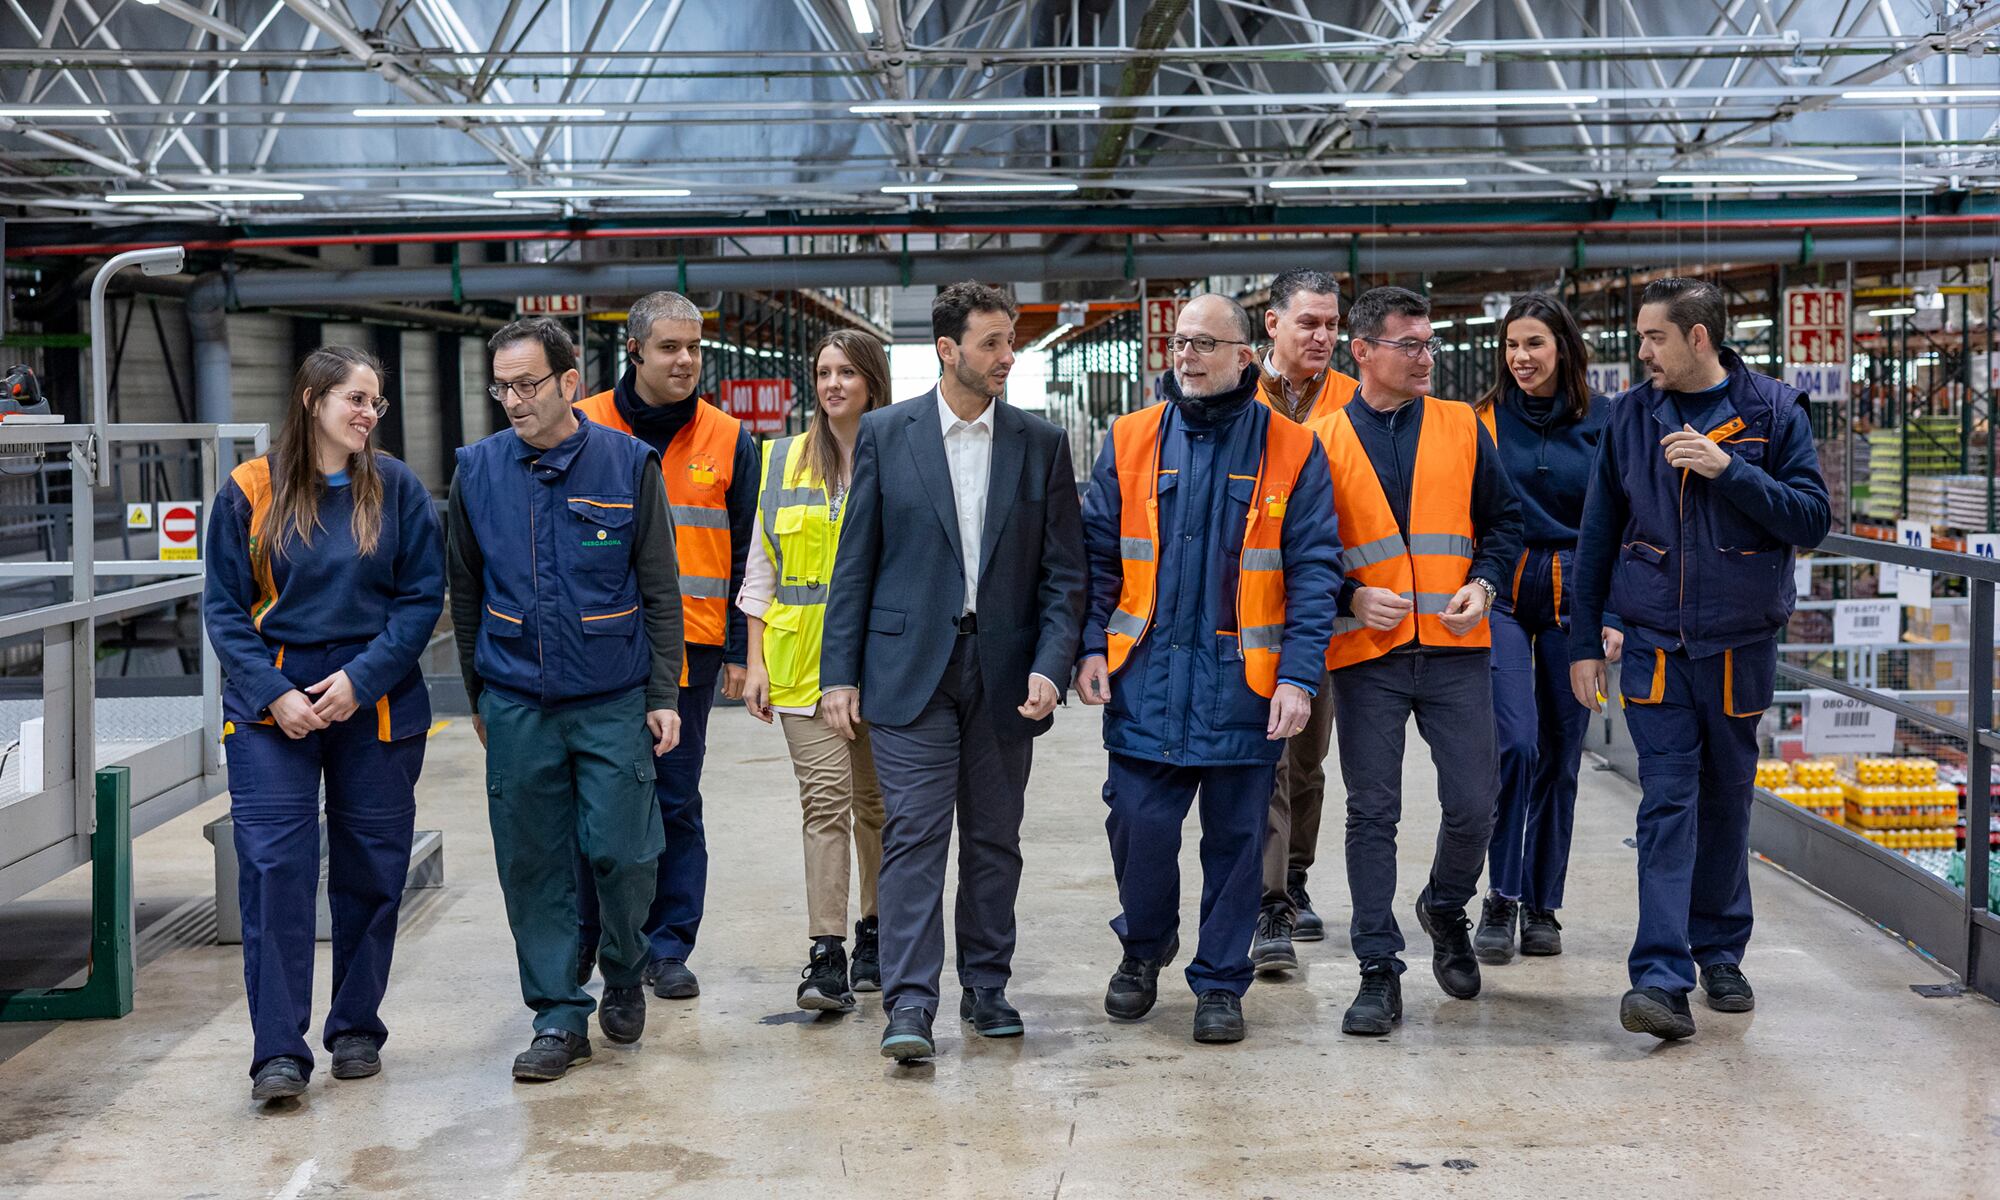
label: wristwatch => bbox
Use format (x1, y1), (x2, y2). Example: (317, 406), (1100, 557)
(1473, 577), (1498, 606)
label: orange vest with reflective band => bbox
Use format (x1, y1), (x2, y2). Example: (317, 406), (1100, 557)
(1257, 366), (1359, 424)
(1104, 401), (1318, 698)
(578, 391), (740, 665)
(1312, 397), (1488, 671)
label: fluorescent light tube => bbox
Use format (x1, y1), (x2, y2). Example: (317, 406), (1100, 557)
(494, 187), (693, 199)
(1657, 172), (1858, 184)
(1463, 315), (1497, 326)
(1267, 176), (1469, 189)
(0, 106), (113, 118)
(353, 105), (605, 118)
(845, 0), (875, 34)
(1345, 93), (1600, 109)
(1736, 317), (1775, 328)
(1869, 307), (1918, 318)
(852, 100), (1100, 115)
(1840, 87), (2000, 100)
(880, 182), (1078, 194)
(1430, 320), (1456, 330)
(101, 190), (305, 203)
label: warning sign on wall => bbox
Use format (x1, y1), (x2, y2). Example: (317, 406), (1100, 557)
(157, 501), (200, 562)
(1144, 296), (1186, 376)
(125, 503), (153, 530)
(1784, 287), (1848, 364)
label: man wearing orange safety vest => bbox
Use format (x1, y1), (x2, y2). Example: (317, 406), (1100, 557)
(1076, 294), (1340, 1046)
(572, 290), (759, 1002)
(1248, 267), (1356, 973)
(1306, 286), (1522, 1038)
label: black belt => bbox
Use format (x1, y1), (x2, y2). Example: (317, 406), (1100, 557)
(956, 611), (978, 635)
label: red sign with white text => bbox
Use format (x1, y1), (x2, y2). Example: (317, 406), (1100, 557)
(719, 379), (793, 434)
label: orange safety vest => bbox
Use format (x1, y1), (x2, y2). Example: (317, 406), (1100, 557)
(1311, 396), (1488, 671)
(1103, 401), (1318, 698)
(578, 391), (740, 669)
(1257, 366), (1359, 424)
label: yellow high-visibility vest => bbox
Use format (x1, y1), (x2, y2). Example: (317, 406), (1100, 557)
(756, 434), (844, 708)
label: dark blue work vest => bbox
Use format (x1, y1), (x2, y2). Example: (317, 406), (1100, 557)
(455, 413), (656, 709)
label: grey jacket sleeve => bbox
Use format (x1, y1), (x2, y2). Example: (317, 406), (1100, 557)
(633, 454), (684, 711)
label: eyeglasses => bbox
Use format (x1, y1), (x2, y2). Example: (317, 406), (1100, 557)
(1356, 335), (1444, 359)
(333, 389), (390, 418)
(487, 370), (557, 401)
(1166, 334), (1252, 354)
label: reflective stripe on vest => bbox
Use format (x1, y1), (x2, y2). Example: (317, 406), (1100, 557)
(1104, 401), (1317, 698)
(579, 391), (741, 658)
(1313, 396), (1488, 671)
(756, 434), (842, 708)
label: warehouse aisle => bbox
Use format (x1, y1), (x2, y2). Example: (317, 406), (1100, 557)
(1, 705), (1996, 1199)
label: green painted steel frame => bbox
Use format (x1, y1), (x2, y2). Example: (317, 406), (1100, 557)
(0, 768), (135, 1022)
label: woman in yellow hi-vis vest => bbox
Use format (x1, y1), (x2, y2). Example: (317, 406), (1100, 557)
(740, 329), (892, 1014)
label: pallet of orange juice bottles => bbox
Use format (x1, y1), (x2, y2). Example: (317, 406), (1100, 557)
(1758, 758), (1844, 825)
(1841, 757), (1960, 851)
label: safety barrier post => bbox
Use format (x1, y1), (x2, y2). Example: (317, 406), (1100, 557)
(1968, 579), (1994, 986)
(0, 768), (135, 1021)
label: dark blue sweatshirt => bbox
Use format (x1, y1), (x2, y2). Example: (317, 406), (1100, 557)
(1491, 383), (1610, 549)
(205, 452), (445, 722)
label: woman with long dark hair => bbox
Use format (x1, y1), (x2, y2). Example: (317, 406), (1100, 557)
(204, 345), (445, 1101)
(1470, 294), (1617, 965)
(739, 329), (892, 1013)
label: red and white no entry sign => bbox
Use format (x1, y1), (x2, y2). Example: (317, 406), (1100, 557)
(157, 501), (200, 561)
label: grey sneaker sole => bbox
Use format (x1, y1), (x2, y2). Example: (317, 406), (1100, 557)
(880, 1033), (935, 1061)
(850, 975), (882, 993)
(1620, 992), (1696, 1040)
(798, 987), (857, 1013)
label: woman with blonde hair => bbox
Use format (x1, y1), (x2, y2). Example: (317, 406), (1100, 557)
(739, 329), (893, 1012)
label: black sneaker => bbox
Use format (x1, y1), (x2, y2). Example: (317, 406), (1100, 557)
(575, 940), (597, 988)
(1191, 990), (1245, 1044)
(1619, 987), (1696, 1040)
(1287, 876), (1326, 942)
(598, 985), (646, 1044)
(1104, 935), (1179, 1021)
(850, 916), (882, 993)
(1414, 887), (1481, 999)
(798, 940), (857, 1013)
(250, 1056), (308, 1101)
(1250, 906), (1298, 974)
(880, 1006), (935, 1061)
(959, 987), (1024, 1038)
(1341, 962), (1403, 1036)
(644, 957), (700, 999)
(1519, 908), (1563, 956)
(512, 1030), (592, 1081)
(1474, 893), (1518, 965)
(1699, 963), (1756, 1013)
(328, 1034), (380, 1080)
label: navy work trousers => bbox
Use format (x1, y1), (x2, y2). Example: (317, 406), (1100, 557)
(228, 704), (423, 1078)
(1105, 753), (1276, 998)
(1619, 635), (1772, 994)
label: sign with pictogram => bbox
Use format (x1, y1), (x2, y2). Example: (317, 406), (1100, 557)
(1144, 296), (1186, 376)
(719, 379), (793, 435)
(157, 501), (199, 562)
(1783, 287), (1847, 365)
(516, 294), (583, 317)
(125, 503), (152, 530)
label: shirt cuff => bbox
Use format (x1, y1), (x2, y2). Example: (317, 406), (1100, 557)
(1030, 672), (1060, 695)
(820, 684), (859, 695)
(1278, 676), (1318, 697)
(737, 594), (772, 619)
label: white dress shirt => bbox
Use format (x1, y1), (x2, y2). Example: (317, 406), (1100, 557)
(939, 394), (995, 615)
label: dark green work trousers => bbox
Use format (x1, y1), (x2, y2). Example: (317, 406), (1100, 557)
(481, 687), (663, 1038)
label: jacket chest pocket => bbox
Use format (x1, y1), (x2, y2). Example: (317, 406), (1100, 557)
(565, 494), (639, 599)
(1221, 476), (1256, 555)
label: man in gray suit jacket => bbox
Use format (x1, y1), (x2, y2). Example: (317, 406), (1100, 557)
(821, 281), (1087, 1062)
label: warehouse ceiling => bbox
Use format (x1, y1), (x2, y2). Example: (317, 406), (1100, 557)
(4, 0), (2000, 231)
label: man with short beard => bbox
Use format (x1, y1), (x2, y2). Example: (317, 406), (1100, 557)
(1076, 294), (1339, 1045)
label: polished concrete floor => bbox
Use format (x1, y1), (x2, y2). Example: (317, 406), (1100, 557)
(2, 703), (1998, 1199)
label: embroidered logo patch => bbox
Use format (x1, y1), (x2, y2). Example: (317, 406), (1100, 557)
(685, 453), (720, 490)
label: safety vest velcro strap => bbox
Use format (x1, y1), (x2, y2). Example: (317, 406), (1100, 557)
(1414, 590), (1464, 614)
(1342, 533), (1409, 570)
(775, 583), (826, 606)
(1409, 533), (1475, 557)
(671, 505), (731, 529)
(679, 574), (730, 599)
(1240, 623), (1283, 651)
(1119, 536), (1155, 562)
(1106, 608), (1148, 640)
(1240, 547), (1283, 572)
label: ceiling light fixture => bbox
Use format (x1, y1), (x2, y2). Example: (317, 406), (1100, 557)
(1430, 320), (1456, 330)
(101, 190), (305, 204)
(0, 106), (113, 118)
(353, 105), (605, 118)
(1344, 92), (1600, 109)
(1869, 307), (1918, 318)
(1267, 176), (1469, 189)
(851, 100), (1100, 115)
(1840, 87), (2000, 100)
(880, 182), (1079, 194)
(1025, 322), (1079, 353)
(845, 0), (876, 34)
(493, 186), (693, 199)
(1657, 171), (1859, 184)
(1463, 315), (1497, 326)
(1736, 317), (1775, 328)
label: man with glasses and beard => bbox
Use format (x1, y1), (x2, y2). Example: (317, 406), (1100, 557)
(447, 317), (684, 1081)
(1308, 286), (1522, 1037)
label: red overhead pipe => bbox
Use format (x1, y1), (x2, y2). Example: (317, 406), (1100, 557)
(11, 211), (2000, 260)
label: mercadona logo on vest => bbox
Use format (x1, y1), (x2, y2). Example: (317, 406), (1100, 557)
(582, 528), (624, 549)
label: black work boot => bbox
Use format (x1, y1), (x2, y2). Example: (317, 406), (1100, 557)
(328, 1034), (381, 1080)
(512, 1030), (592, 1081)
(1414, 887), (1481, 999)
(798, 938), (857, 1012)
(1519, 908), (1564, 956)
(644, 957), (700, 999)
(1287, 872), (1325, 942)
(1104, 934), (1179, 1021)
(959, 987), (1024, 1038)
(1474, 893), (1519, 965)
(850, 916), (882, 993)
(880, 1006), (936, 1061)
(1620, 987), (1697, 1040)
(1250, 905), (1299, 974)
(598, 985), (646, 1044)
(1191, 990), (1246, 1044)
(1341, 961), (1403, 1036)
(1699, 963), (1756, 1013)
(250, 1056), (309, 1101)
